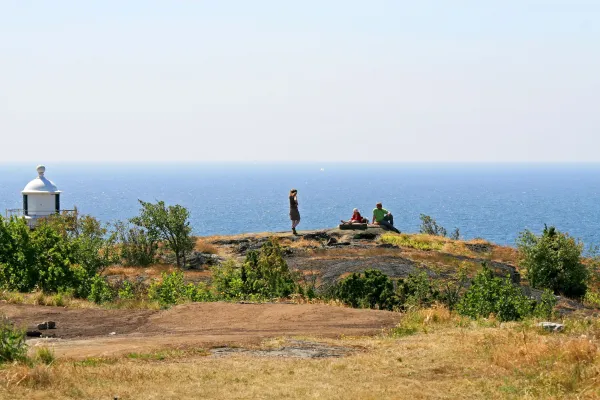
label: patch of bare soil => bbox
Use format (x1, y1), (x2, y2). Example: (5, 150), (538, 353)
(210, 339), (353, 358)
(2, 303), (400, 359)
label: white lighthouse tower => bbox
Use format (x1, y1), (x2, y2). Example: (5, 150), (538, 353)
(21, 165), (62, 228)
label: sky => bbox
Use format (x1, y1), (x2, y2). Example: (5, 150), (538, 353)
(1, 1), (599, 163)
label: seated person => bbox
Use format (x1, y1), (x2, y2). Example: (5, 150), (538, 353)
(372, 202), (400, 233)
(341, 208), (368, 224)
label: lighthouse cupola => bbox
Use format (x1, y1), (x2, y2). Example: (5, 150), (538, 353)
(21, 165), (62, 227)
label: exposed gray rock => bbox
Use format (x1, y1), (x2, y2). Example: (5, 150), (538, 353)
(538, 322), (564, 332)
(303, 231), (331, 241)
(184, 251), (225, 270)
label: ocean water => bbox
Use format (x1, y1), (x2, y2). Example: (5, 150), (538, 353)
(1, 163), (599, 248)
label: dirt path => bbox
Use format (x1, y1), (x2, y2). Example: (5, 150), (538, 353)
(1, 303), (400, 358)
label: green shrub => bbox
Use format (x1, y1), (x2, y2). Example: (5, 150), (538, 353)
(534, 289), (557, 319)
(331, 269), (400, 310)
(457, 264), (555, 321)
(130, 200), (194, 267)
(397, 271), (440, 308)
(34, 347), (55, 365)
(184, 282), (214, 302)
(149, 271), (214, 306)
(437, 269), (469, 311)
(118, 280), (136, 300)
(115, 222), (157, 267)
(240, 238), (299, 298)
(0, 215), (117, 297)
(0, 317), (27, 363)
(419, 214), (447, 237)
(88, 275), (114, 304)
(211, 260), (244, 300)
(518, 225), (588, 297)
(148, 271), (186, 307)
(449, 228), (460, 241)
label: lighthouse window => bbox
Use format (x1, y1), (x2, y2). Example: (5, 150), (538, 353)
(23, 195), (28, 216)
(55, 194), (60, 213)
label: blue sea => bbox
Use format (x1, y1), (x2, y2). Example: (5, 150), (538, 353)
(1, 163), (599, 248)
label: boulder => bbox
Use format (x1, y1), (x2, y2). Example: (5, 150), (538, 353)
(184, 251), (225, 270)
(538, 322), (564, 332)
(338, 223), (368, 231)
(303, 231), (331, 241)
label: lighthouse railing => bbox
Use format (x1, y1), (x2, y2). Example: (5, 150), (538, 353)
(4, 209), (78, 219)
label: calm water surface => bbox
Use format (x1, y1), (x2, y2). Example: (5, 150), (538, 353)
(1, 163), (599, 247)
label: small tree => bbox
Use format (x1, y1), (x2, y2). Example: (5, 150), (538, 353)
(518, 225), (588, 297)
(131, 200), (194, 267)
(419, 214), (447, 237)
(241, 238), (298, 298)
(115, 221), (157, 266)
(457, 264), (555, 321)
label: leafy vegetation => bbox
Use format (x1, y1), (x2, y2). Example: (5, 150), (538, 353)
(380, 233), (445, 251)
(130, 200), (194, 267)
(115, 221), (157, 267)
(240, 239), (298, 298)
(518, 225), (588, 297)
(211, 238), (300, 300)
(419, 214), (447, 237)
(0, 317), (27, 363)
(457, 264), (555, 321)
(0, 215), (116, 297)
(330, 269), (399, 310)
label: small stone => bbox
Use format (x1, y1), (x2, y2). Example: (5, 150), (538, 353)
(538, 322), (564, 332)
(109, 332), (116, 336)
(37, 323), (48, 330)
(47, 321), (56, 329)
(26, 330), (42, 337)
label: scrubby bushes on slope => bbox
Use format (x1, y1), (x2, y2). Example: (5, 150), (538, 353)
(457, 264), (556, 321)
(0, 215), (116, 296)
(518, 225), (588, 297)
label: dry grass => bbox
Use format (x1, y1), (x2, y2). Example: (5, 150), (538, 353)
(195, 239), (219, 255)
(0, 290), (97, 309)
(489, 245), (520, 265)
(2, 308), (600, 399)
(103, 265), (211, 281)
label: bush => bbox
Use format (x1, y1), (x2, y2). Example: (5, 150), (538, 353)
(34, 347), (55, 365)
(0, 317), (27, 363)
(211, 260), (244, 300)
(115, 222), (157, 267)
(419, 214), (447, 237)
(457, 264), (556, 321)
(88, 275), (114, 304)
(148, 271), (186, 307)
(0, 215), (117, 297)
(518, 225), (588, 297)
(240, 238), (299, 298)
(117, 280), (136, 300)
(149, 271), (214, 306)
(397, 271), (441, 308)
(130, 200), (194, 267)
(331, 269), (400, 310)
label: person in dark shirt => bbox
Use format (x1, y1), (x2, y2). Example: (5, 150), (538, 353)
(289, 189), (300, 235)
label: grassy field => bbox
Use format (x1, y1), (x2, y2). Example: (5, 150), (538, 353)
(1, 307), (600, 399)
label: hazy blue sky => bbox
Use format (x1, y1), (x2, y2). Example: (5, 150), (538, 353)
(1, 1), (599, 162)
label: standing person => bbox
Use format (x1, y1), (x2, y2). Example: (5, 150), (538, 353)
(289, 189), (300, 235)
(372, 202), (400, 233)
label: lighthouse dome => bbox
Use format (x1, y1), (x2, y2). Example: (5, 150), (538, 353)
(22, 165), (61, 194)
